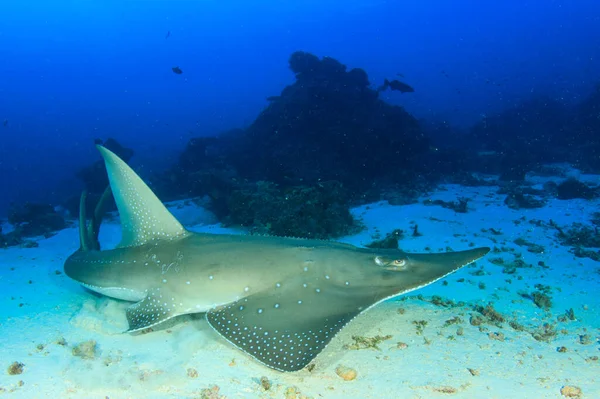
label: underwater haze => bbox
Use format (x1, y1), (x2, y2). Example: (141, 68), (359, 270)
(1, 0), (599, 214)
(1, 1), (600, 398)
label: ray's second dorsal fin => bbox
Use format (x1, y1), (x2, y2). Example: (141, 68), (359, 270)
(96, 145), (189, 248)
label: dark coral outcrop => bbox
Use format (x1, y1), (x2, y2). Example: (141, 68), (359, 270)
(467, 97), (573, 182)
(572, 84), (600, 172)
(0, 202), (68, 247)
(556, 178), (597, 200)
(224, 180), (358, 239)
(155, 52), (430, 238)
(229, 51), (427, 191)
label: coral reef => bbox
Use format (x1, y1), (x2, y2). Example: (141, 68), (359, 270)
(560, 308), (576, 322)
(1, 202), (68, 248)
(335, 365), (358, 381)
(492, 259), (533, 274)
(187, 368), (198, 378)
(473, 303), (505, 326)
(555, 222), (600, 248)
(572, 83), (600, 172)
(366, 229), (403, 249)
(513, 238), (545, 254)
(423, 197), (469, 213)
(412, 320), (428, 335)
(518, 285), (553, 310)
(560, 385), (582, 398)
(237, 51), (427, 190)
(71, 340), (98, 360)
(344, 335), (392, 350)
(466, 97), (573, 180)
(153, 51), (431, 238)
(571, 247), (600, 261)
(504, 192), (545, 210)
(454, 85), (600, 178)
(0, 229), (24, 248)
(259, 376), (271, 390)
(199, 385), (226, 399)
(532, 291), (552, 310)
(6, 362), (24, 375)
(443, 316), (463, 327)
(7, 202), (66, 238)
(531, 323), (557, 342)
(556, 178), (598, 200)
(174, 51), (429, 196)
(223, 180), (358, 239)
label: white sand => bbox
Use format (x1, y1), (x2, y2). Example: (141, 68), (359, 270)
(1, 178), (599, 398)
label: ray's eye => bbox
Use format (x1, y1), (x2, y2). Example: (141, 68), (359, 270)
(375, 256), (407, 269)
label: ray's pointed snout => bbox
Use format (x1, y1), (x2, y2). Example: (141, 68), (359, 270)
(409, 246), (490, 265)
(404, 246), (490, 277)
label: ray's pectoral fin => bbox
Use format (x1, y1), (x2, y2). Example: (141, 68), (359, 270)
(206, 281), (364, 372)
(126, 287), (185, 332)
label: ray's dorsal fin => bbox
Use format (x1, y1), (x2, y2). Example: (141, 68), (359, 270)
(96, 145), (189, 247)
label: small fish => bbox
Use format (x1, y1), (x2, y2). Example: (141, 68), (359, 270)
(3, 119), (7, 127)
(165, 31), (171, 39)
(172, 66), (183, 74)
(380, 79), (414, 94)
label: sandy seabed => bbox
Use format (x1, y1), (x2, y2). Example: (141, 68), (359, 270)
(1, 176), (599, 399)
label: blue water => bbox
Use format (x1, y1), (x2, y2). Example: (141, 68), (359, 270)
(1, 3), (600, 396)
(1, 0), (599, 215)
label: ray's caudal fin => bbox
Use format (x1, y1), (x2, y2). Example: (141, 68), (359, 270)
(78, 186), (112, 251)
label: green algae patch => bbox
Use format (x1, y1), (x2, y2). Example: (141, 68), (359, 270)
(344, 335), (393, 350)
(72, 340), (98, 360)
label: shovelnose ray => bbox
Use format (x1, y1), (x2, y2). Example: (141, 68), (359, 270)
(64, 145), (490, 372)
